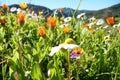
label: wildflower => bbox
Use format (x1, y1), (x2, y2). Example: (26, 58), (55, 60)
(2, 4), (8, 10)
(88, 22), (94, 28)
(10, 7), (17, 13)
(96, 19), (104, 26)
(1, 16), (6, 20)
(70, 48), (84, 59)
(32, 10), (35, 15)
(77, 13), (86, 19)
(17, 12), (24, 23)
(59, 8), (64, 13)
(0, 20), (6, 25)
(64, 17), (72, 23)
(59, 23), (69, 28)
(117, 27), (120, 31)
(49, 38), (79, 56)
(85, 23), (89, 28)
(17, 8), (21, 14)
(47, 16), (56, 28)
(106, 17), (114, 25)
(43, 23), (48, 28)
(104, 35), (111, 45)
(113, 24), (118, 28)
(89, 29), (95, 34)
(19, 3), (27, 9)
(38, 28), (46, 37)
(63, 27), (70, 33)
(89, 16), (96, 22)
(60, 17), (64, 21)
(39, 11), (43, 16)
(25, 71), (31, 77)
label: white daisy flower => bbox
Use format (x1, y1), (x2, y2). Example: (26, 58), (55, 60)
(96, 19), (104, 26)
(25, 71), (31, 77)
(10, 7), (17, 12)
(17, 8), (21, 14)
(64, 17), (72, 23)
(89, 16), (96, 22)
(77, 13), (86, 19)
(49, 44), (79, 56)
(88, 22), (94, 28)
(117, 23), (120, 27)
(113, 24), (117, 28)
(49, 38), (79, 56)
(59, 23), (69, 28)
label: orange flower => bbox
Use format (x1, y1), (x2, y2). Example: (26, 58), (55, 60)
(89, 29), (95, 34)
(63, 27), (70, 33)
(2, 4), (8, 10)
(43, 23), (48, 28)
(17, 13), (25, 23)
(59, 8), (64, 13)
(85, 23), (89, 28)
(38, 28), (46, 37)
(47, 16), (56, 28)
(19, 3), (27, 9)
(73, 48), (84, 54)
(106, 17), (114, 25)
(0, 20), (6, 25)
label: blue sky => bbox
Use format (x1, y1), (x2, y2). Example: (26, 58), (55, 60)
(0, 0), (120, 10)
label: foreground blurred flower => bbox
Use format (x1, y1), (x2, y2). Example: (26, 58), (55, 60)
(47, 16), (56, 28)
(17, 12), (24, 23)
(25, 71), (31, 77)
(38, 28), (46, 37)
(70, 48), (84, 59)
(2, 4), (8, 10)
(19, 3), (27, 9)
(49, 38), (79, 56)
(64, 17), (72, 23)
(10, 7), (17, 13)
(63, 27), (70, 33)
(106, 17), (114, 25)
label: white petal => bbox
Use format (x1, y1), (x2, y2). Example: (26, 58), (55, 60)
(62, 44), (79, 50)
(49, 46), (61, 56)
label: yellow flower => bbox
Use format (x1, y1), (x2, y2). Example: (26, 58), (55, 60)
(1, 16), (6, 20)
(19, 3), (27, 9)
(64, 38), (75, 44)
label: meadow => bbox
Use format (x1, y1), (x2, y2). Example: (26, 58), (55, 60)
(0, 2), (120, 80)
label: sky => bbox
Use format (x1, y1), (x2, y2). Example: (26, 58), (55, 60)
(0, 0), (120, 10)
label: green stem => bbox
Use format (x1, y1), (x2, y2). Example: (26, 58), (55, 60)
(67, 52), (70, 80)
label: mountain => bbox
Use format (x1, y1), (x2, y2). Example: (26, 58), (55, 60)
(1, 3), (120, 18)
(8, 4), (53, 18)
(86, 3), (120, 18)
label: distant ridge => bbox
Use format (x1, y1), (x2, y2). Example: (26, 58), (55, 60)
(1, 3), (120, 18)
